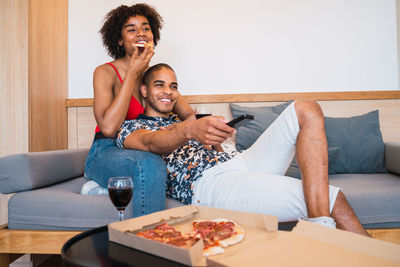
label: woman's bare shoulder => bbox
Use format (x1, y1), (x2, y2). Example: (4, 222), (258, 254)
(93, 62), (118, 91)
(94, 62), (115, 77)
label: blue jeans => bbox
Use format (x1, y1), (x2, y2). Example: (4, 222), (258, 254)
(84, 138), (167, 217)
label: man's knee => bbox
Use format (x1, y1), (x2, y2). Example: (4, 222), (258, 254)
(331, 190), (348, 214)
(294, 100), (324, 127)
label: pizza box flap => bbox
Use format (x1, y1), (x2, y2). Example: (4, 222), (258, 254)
(293, 220), (400, 263)
(109, 205), (199, 233)
(207, 221), (400, 267)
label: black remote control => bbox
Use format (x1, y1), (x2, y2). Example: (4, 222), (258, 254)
(226, 114), (254, 128)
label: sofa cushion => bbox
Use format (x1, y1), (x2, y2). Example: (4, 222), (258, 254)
(385, 142), (400, 175)
(8, 177), (122, 230)
(8, 177), (184, 230)
(325, 110), (386, 174)
(230, 103), (386, 175)
(0, 149), (89, 194)
(286, 147), (340, 178)
(8, 174), (399, 230)
(329, 173), (400, 227)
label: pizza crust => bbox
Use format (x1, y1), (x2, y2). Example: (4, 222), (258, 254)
(193, 218), (245, 256)
(203, 245), (225, 257)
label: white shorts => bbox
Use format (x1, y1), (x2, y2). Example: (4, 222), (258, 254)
(191, 102), (340, 222)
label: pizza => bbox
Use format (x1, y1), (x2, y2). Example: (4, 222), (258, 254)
(134, 41), (147, 47)
(135, 218), (245, 256)
(191, 219), (245, 256)
(135, 222), (199, 249)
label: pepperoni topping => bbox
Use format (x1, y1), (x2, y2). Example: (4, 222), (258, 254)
(192, 220), (237, 249)
(135, 220), (238, 251)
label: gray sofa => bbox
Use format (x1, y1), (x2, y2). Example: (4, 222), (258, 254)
(0, 149), (182, 230)
(0, 142), (399, 230)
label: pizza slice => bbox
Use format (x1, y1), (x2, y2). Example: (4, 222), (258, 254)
(134, 40), (147, 47)
(191, 218), (245, 256)
(136, 222), (199, 249)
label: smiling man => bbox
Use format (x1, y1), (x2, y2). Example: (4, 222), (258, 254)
(116, 63), (369, 236)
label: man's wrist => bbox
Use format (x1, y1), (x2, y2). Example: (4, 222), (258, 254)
(180, 120), (194, 141)
(126, 62), (145, 78)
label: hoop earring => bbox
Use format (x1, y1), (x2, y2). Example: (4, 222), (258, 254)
(118, 45), (124, 55)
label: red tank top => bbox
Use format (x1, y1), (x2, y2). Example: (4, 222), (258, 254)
(95, 62), (145, 133)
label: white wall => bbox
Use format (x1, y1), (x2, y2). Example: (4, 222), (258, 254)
(69, 0), (399, 98)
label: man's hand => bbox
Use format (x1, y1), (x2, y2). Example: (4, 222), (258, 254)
(184, 116), (235, 146)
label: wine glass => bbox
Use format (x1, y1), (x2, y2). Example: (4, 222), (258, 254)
(108, 177), (133, 221)
(195, 106), (212, 119)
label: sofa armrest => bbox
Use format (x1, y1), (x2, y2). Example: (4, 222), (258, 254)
(0, 148), (89, 194)
(385, 142), (400, 175)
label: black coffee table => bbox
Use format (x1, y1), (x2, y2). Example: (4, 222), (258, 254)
(61, 225), (187, 267)
(61, 222), (296, 267)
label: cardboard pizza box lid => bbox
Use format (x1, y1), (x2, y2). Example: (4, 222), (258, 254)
(207, 220), (400, 267)
(108, 205), (277, 266)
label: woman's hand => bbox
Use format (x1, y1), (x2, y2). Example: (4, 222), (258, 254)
(173, 95), (196, 121)
(127, 41), (155, 76)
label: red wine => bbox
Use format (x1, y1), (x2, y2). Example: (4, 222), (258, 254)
(108, 187), (133, 211)
(195, 113), (211, 119)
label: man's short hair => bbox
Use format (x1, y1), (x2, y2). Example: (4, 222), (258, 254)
(142, 63), (175, 87)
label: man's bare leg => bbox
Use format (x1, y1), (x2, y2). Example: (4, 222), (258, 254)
(294, 101), (330, 218)
(331, 191), (369, 236)
(294, 101), (369, 236)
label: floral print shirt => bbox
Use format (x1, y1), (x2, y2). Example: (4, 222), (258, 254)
(116, 114), (236, 204)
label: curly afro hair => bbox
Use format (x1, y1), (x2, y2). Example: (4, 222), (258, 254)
(100, 3), (163, 59)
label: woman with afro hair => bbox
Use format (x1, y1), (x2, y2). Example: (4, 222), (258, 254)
(83, 4), (196, 218)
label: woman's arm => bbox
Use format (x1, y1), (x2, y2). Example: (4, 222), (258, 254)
(173, 94), (196, 121)
(93, 45), (154, 137)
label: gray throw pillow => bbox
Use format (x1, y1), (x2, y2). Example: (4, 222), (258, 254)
(325, 110), (386, 174)
(285, 147), (341, 178)
(230, 103), (386, 175)
(230, 102), (291, 152)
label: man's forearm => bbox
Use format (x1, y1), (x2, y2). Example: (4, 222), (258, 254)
(123, 122), (191, 154)
(121, 115), (235, 154)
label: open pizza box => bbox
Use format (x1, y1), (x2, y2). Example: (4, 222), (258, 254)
(108, 205), (400, 266)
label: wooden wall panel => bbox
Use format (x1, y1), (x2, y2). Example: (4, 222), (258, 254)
(77, 107), (96, 148)
(68, 99), (400, 149)
(66, 91), (400, 107)
(29, 0), (68, 152)
(68, 107), (78, 149)
(0, 0), (29, 157)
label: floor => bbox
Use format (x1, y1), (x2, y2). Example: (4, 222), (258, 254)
(38, 255), (62, 267)
(10, 255), (62, 267)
